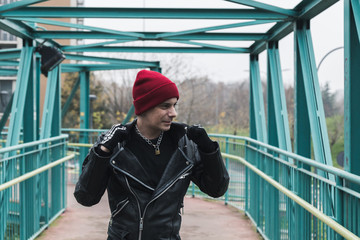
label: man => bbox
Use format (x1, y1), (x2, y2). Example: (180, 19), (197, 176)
(74, 69), (229, 240)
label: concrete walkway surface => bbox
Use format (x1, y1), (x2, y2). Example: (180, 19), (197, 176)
(36, 184), (262, 240)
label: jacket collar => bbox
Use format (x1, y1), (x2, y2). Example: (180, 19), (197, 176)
(111, 120), (194, 194)
(123, 119), (187, 145)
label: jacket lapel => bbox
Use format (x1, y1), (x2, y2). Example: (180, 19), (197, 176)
(152, 136), (194, 198)
(110, 147), (155, 191)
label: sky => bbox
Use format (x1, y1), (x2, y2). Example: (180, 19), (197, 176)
(83, 0), (344, 93)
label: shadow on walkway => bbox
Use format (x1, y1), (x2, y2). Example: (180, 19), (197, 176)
(36, 184), (261, 240)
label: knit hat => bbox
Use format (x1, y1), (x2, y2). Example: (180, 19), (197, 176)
(132, 70), (179, 115)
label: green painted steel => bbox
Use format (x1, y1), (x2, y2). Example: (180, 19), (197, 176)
(294, 21), (336, 239)
(0, 93), (14, 133)
(209, 134), (360, 240)
(0, 135), (69, 240)
(294, 21), (334, 173)
(61, 78), (80, 119)
(36, 31), (268, 41)
(344, 0), (360, 193)
(0, 1), (359, 239)
(79, 71), (90, 169)
(227, 0), (297, 16)
(294, 20), (312, 240)
(63, 129), (360, 239)
(267, 41), (292, 152)
(0, 46), (33, 239)
(1, 8), (290, 20)
(249, 54), (267, 142)
(61, 46), (251, 54)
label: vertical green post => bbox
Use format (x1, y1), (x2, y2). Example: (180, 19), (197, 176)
(20, 41), (36, 240)
(294, 21), (312, 240)
(48, 67), (62, 216)
(344, 0), (360, 192)
(79, 71), (90, 169)
(249, 54), (267, 142)
(0, 45), (34, 240)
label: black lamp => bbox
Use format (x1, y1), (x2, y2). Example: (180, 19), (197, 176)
(36, 44), (66, 77)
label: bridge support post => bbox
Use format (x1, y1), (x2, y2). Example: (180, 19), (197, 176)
(344, 0), (360, 192)
(79, 71), (90, 169)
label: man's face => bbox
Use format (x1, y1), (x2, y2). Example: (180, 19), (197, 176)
(140, 97), (178, 133)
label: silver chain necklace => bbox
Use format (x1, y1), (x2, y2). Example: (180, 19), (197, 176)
(135, 124), (164, 155)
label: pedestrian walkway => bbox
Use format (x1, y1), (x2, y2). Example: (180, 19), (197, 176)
(36, 184), (261, 240)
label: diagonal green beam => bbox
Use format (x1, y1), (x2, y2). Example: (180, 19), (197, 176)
(249, 54), (267, 142)
(0, 0), (47, 13)
(225, 0), (297, 16)
(350, 0), (360, 38)
(166, 40), (249, 53)
(0, 19), (34, 39)
(295, 21), (334, 177)
(0, 92), (14, 133)
(267, 41), (292, 152)
(295, 0), (339, 19)
(10, 17), (145, 38)
(1, 7), (289, 20)
(250, 21), (293, 54)
(61, 78), (80, 119)
(156, 20), (279, 38)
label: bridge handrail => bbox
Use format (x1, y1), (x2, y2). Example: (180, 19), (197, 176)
(209, 134), (360, 185)
(221, 152), (360, 240)
(0, 154), (75, 192)
(0, 134), (69, 154)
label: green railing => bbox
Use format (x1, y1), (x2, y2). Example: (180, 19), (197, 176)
(206, 134), (360, 240)
(0, 135), (74, 240)
(62, 129), (360, 240)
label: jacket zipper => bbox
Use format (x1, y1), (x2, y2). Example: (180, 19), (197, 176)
(118, 143), (194, 240)
(111, 198), (129, 218)
(124, 176), (143, 240)
(138, 165), (193, 240)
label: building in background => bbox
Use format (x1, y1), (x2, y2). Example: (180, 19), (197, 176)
(0, 0), (83, 117)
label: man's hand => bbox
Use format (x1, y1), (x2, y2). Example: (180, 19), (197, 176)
(99, 124), (126, 153)
(187, 125), (216, 153)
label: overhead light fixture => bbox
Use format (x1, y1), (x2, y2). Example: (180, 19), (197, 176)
(36, 43), (66, 77)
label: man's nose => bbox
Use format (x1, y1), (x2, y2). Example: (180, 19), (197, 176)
(169, 106), (177, 118)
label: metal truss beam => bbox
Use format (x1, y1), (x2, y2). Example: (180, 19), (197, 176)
(249, 54), (267, 142)
(294, 22), (335, 224)
(0, 45), (34, 239)
(0, 0), (46, 13)
(344, 0), (360, 192)
(0, 18), (34, 40)
(62, 46), (250, 54)
(36, 31), (267, 41)
(225, 0), (297, 16)
(1, 7), (290, 20)
(266, 41), (292, 152)
(10, 17), (144, 38)
(65, 54), (160, 67)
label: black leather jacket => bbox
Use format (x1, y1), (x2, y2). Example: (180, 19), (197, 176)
(74, 121), (229, 240)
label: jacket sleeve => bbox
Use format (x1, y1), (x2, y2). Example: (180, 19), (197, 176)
(191, 142), (229, 198)
(73, 137), (112, 207)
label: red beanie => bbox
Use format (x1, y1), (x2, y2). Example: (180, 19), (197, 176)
(132, 70), (179, 115)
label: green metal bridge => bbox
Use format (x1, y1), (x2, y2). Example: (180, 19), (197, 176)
(0, 0), (360, 239)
